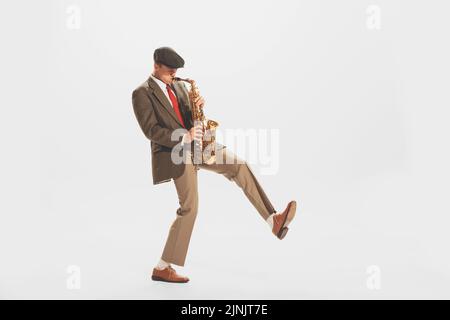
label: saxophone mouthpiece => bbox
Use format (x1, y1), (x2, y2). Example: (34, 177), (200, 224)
(173, 77), (193, 84)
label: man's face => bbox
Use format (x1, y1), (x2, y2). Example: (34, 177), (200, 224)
(153, 63), (177, 84)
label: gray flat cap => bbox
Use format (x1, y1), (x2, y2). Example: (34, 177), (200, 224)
(153, 47), (185, 68)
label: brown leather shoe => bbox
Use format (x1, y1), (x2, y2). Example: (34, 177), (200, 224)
(151, 266), (189, 283)
(272, 200), (297, 240)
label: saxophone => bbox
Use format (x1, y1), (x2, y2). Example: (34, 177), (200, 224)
(174, 77), (219, 165)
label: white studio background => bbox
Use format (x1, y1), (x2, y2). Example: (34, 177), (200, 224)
(1, 0), (449, 299)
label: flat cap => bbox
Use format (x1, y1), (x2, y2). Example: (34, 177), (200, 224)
(153, 47), (185, 69)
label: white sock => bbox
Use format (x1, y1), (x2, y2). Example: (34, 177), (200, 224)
(266, 215), (274, 229)
(156, 258), (171, 270)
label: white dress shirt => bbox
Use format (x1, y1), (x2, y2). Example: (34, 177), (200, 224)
(150, 74), (177, 107)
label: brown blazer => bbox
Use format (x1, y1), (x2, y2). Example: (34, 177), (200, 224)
(132, 76), (224, 185)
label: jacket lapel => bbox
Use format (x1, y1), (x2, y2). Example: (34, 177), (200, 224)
(172, 81), (192, 127)
(172, 81), (190, 109)
(147, 77), (183, 127)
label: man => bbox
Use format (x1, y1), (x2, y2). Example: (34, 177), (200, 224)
(132, 47), (297, 283)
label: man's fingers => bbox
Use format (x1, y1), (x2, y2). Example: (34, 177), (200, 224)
(189, 126), (203, 142)
(195, 96), (205, 106)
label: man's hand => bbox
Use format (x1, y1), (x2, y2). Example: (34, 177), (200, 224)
(195, 95), (205, 109)
(183, 124), (203, 144)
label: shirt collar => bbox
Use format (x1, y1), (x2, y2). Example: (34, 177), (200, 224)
(150, 74), (173, 93)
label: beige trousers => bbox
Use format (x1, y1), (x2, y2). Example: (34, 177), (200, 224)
(161, 148), (276, 266)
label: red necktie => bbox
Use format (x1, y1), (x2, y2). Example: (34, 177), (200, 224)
(166, 84), (186, 128)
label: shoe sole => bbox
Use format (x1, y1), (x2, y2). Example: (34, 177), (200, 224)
(278, 227), (289, 240)
(151, 275), (189, 283)
(277, 201), (297, 240)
